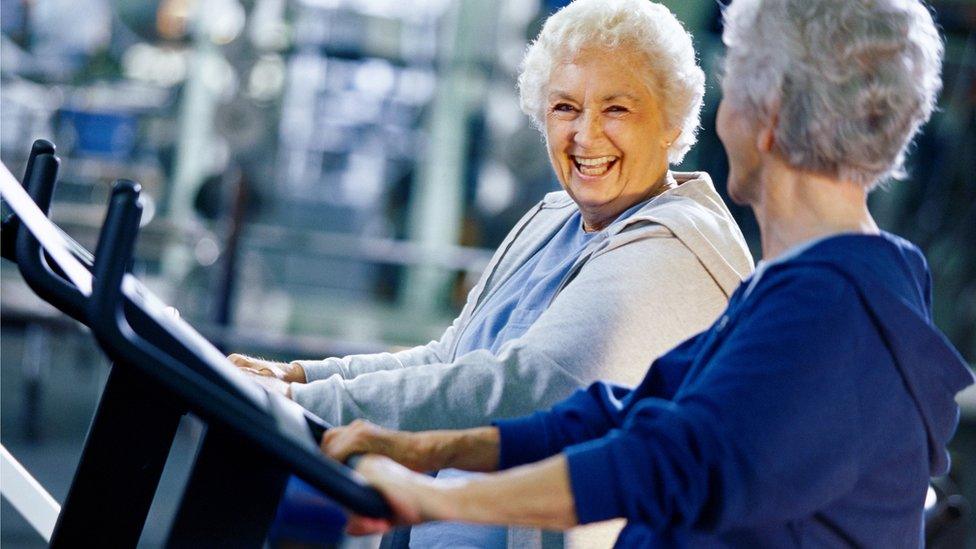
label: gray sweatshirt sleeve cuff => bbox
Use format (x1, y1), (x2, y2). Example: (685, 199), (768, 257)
(289, 378), (343, 425)
(293, 358), (344, 382)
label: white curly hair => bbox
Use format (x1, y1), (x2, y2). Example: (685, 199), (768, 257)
(721, 0), (944, 188)
(517, 0), (706, 164)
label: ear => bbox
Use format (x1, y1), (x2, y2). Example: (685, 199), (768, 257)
(661, 126), (681, 149)
(756, 110), (779, 153)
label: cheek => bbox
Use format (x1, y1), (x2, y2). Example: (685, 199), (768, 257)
(617, 128), (662, 168)
(544, 123), (566, 152)
(716, 104), (729, 143)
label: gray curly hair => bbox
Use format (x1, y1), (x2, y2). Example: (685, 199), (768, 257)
(721, 0), (944, 188)
(517, 0), (706, 164)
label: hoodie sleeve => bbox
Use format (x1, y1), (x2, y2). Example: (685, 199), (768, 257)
(293, 318), (461, 382)
(289, 234), (729, 431)
(565, 268), (870, 531)
(493, 383), (632, 470)
(492, 332), (707, 469)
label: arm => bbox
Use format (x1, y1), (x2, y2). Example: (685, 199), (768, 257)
(562, 270), (868, 530)
(319, 375), (647, 472)
(225, 220), (508, 383)
(345, 270), (872, 537)
(322, 420), (502, 473)
(342, 453), (578, 535)
(292, 236), (727, 430)
(227, 307), (468, 384)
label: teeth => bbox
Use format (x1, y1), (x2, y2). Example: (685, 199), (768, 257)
(574, 155), (617, 166)
(572, 155), (617, 176)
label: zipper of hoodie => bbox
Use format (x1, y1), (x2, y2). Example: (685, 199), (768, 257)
(447, 201), (549, 361)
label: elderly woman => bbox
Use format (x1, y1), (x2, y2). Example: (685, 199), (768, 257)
(232, 0), (752, 545)
(320, 0), (975, 545)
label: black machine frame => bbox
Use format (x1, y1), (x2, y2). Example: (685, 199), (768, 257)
(1, 140), (390, 547)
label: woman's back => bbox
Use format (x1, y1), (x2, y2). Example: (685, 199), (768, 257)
(527, 233), (970, 546)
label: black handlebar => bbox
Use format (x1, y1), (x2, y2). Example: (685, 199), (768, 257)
(1, 149), (393, 521)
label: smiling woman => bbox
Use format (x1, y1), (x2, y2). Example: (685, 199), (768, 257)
(544, 47), (679, 231)
(229, 1), (753, 547)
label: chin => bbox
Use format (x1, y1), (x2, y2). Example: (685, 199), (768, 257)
(726, 173), (753, 206)
(727, 183), (747, 206)
(567, 180), (605, 201)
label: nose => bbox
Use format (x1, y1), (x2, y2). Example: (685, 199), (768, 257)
(572, 109), (603, 148)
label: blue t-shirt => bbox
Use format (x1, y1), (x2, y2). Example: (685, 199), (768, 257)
(410, 203), (644, 548)
(454, 209), (596, 357)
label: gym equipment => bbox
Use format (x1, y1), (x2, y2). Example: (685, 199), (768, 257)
(0, 140), (390, 547)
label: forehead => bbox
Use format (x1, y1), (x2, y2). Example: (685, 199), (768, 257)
(547, 47), (655, 101)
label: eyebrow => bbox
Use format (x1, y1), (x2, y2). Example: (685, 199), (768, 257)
(547, 91), (642, 103)
(602, 93), (641, 103)
(548, 91), (575, 102)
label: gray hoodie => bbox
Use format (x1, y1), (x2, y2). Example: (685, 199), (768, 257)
(290, 172), (754, 433)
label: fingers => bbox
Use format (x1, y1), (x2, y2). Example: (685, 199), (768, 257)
(246, 373), (290, 397)
(345, 515), (393, 536)
(321, 419), (394, 464)
(349, 455), (428, 527)
(227, 353), (305, 383)
(227, 353), (252, 367)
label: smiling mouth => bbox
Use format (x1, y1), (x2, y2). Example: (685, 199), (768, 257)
(572, 155), (618, 177)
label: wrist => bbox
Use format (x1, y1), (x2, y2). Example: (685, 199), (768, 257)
(285, 361), (307, 383)
(426, 476), (469, 523)
(399, 431), (442, 471)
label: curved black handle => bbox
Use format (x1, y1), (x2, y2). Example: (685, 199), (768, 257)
(12, 153), (94, 322)
(24, 140), (57, 185)
(1, 139), (55, 259)
(87, 180), (147, 360)
(90, 180), (142, 306)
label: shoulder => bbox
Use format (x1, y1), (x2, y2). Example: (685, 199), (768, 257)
(598, 172), (755, 293)
(540, 190), (577, 209)
(744, 263), (863, 320)
(630, 172), (736, 231)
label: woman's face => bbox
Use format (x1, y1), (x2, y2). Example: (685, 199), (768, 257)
(716, 95), (762, 206)
(715, 92), (772, 206)
(545, 48), (678, 230)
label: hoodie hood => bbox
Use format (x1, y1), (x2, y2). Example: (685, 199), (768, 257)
(556, 171), (755, 297)
(791, 232), (974, 475)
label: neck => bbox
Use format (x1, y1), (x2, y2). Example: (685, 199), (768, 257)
(752, 159), (879, 261)
(581, 170), (675, 232)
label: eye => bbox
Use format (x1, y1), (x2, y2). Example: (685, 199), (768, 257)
(605, 105), (629, 114)
(551, 102), (576, 113)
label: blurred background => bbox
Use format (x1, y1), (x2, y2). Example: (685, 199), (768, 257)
(0, 0), (973, 546)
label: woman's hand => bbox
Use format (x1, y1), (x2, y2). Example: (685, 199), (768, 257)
(227, 353), (307, 383)
(322, 420), (433, 472)
(342, 452), (579, 535)
(343, 455), (448, 535)
(247, 373), (292, 398)
(324, 421), (501, 473)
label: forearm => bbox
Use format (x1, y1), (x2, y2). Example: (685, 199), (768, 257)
(412, 426), (500, 472)
(321, 421), (500, 473)
(297, 324), (458, 382)
(291, 346), (580, 431)
(437, 454), (577, 530)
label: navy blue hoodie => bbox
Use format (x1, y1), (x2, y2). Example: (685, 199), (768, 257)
(495, 232), (973, 546)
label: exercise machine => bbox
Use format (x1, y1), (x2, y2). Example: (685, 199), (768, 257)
(1, 140), (390, 547)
